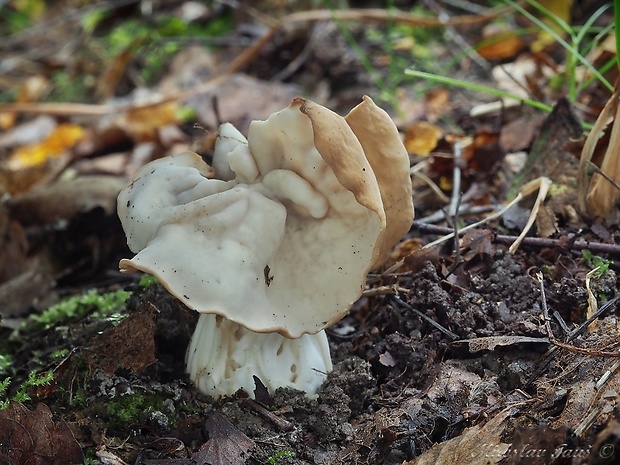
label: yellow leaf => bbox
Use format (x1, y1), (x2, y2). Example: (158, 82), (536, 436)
(439, 175), (453, 191)
(531, 0), (573, 52)
(7, 124), (85, 170)
(119, 101), (179, 141)
(404, 121), (442, 156)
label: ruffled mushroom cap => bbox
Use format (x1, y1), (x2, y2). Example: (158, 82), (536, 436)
(345, 96), (414, 266)
(117, 97), (411, 338)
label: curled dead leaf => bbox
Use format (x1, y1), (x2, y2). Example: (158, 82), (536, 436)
(0, 402), (84, 465)
(192, 412), (255, 465)
(403, 408), (512, 465)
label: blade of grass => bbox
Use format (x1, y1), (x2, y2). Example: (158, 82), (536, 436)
(507, 0), (613, 93)
(569, 3), (612, 99)
(404, 69), (553, 112)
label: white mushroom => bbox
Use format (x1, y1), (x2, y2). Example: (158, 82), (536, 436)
(117, 97), (413, 398)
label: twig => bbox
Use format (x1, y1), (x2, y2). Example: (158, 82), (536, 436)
(414, 223), (620, 257)
(449, 139), (463, 259)
(525, 295), (620, 388)
(392, 296), (459, 340)
(242, 399), (295, 432)
(536, 272), (554, 341)
(552, 311), (571, 336)
(595, 359), (620, 390)
(415, 204), (497, 224)
(534, 272), (618, 359)
(362, 285), (409, 297)
(421, 192), (522, 250)
(448, 139), (463, 218)
(280, 5), (520, 27)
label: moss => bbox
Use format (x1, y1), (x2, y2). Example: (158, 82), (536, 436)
(138, 274), (159, 288)
(0, 353), (12, 376)
(0, 370), (54, 409)
(46, 69), (93, 104)
(25, 288), (131, 332)
(581, 250), (613, 277)
(267, 450), (296, 464)
(103, 392), (178, 431)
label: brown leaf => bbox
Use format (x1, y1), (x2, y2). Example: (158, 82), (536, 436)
(460, 229), (495, 257)
(584, 82), (620, 219)
(404, 408), (512, 465)
(192, 413), (254, 465)
(0, 402), (84, 465)
(0, 268), (56, 318)
(88, 307), (157, 375)
(189, 73), (300, 133)
(452, 336), (549, 353)
(505, 424), (576, 465)
(518, 97), (582, 184)
(500, 113), (545, 152)
(477, 31), (524, 61)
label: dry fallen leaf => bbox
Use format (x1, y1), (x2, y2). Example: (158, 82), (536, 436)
(477, 26), (524, 61)
(500, 113), (545, 152)
(119, 101), (179, 142)
(583, 80), (620, 220)
(403, 408), (512, 465)
(6, 123), (85, 170)
(0, 401), (84, 465)
(404, 121), (442, 156)
(452, 335), (549, 353)
(530, 0), (573, 52)
(88, 307), (157, 376)
(188, 73), (301, 132)
(505, 424), (576, 465)
(192, 412), (255, 465)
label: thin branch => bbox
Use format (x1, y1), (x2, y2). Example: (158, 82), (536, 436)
(392, 296), (459, 341)
(414, 223), (620, 257)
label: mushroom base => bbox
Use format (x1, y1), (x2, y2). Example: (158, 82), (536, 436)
(186, 314), (333, 399)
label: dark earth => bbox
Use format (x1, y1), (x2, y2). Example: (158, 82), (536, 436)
(4, 240), (620, 464)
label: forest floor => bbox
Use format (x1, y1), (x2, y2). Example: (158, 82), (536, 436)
(1, 1), (620, 464)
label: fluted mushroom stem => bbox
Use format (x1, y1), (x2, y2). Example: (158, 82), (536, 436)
(186, 313), (333, 399)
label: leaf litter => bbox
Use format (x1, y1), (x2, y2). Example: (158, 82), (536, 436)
(1, 1), (620, 464)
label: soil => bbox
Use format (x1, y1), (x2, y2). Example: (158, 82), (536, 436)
(5, 239), (620, 465)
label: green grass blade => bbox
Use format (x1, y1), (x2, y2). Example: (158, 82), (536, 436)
(507, 0), (613, 93)
(404, 69), (553, 112)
